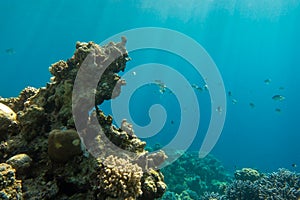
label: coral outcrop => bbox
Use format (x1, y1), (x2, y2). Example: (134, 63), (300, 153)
(47, 129), (82, 163)
(0, 39), (166, 199)
(160, 151), (231, 198)
(234, 167), (260, 182)
(95, 155), (143, 200)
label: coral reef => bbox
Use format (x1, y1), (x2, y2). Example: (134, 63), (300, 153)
(0, 163), (22, 200)
(226, 168), (300, 200)
(0, 39), (166, 199)
(160, 151), (231, 197)
(159, 149), (300, 200)
(140, 168), (167, 199)
(0, 103), (18, 141)
(47, 129), (82, 163)
(94, 155), (143, 200)
(202, 168), (300, 200)
(6, 154), (32, 176)
(234, 167), (260, 182)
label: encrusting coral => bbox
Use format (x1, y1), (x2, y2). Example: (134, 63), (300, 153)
(0, 163), (22, 200)
(0, 38), (167, 199)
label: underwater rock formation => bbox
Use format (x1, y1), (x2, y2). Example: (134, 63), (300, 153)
(5, 153), (32, 176)
(0, 39), (166, 199)
(0, 103), (18, 141)
(47, 129), (82, 163)
(159, 150), (300, 200)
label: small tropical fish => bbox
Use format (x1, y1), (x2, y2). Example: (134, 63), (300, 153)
(231, 99), (238, 104)
(275, 108), (281, 113)
(272, 95), (285, 101)
(216, 106), (223, 114)
(154, 80), (167, 94)
(228, 91), (232, 97)
(279, 86), (284, 90)
(264, 79), (271, 84)
(249, 102), (255, 108)
(192, 84), (203, 92)
(132, 71), (136, 76)
(292, 163), (297, 168)
(5, 48), (15, 55)
(203, 84), (209, 91)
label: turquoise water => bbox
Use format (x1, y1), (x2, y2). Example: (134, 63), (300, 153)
(1, 0), (300, 173)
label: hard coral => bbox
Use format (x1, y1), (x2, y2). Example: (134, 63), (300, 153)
(95, 155), (143, 200)
(0, 163), (22, 200)
(226, 168), (300, 200)
(234, 168), (260, 182)
(0, 38), (167, 199)
(161, 151), (230, 197)
(48, 129), (82, 163)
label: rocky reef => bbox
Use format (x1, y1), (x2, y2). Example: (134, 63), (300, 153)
(158, 151), (231, 200)
(225, 168), (300, 200)
(200, 168), (300, 200)
(0, 39), (166, 199)
(158, 149), (300, 200)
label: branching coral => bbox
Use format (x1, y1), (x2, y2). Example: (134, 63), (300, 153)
(225, 168), (300, 200)
(95, 155), (143, 200)
(161, 151), (230, 197)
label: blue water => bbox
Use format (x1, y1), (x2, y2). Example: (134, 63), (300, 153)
(1, 0), (300, 173)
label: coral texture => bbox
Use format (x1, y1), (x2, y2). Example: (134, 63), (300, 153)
(234, 168), (261, 182)
(202, 168), (300, 200)
(0, 163), (22, 200)
(0, 39), (166, 199)
(95, 155), (143, 200)
(160, 151), (230, 197)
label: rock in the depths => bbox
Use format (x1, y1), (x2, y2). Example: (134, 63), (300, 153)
(48, 129), (82, 163)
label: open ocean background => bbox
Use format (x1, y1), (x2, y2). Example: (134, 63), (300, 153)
(1, 0), (300, 174)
